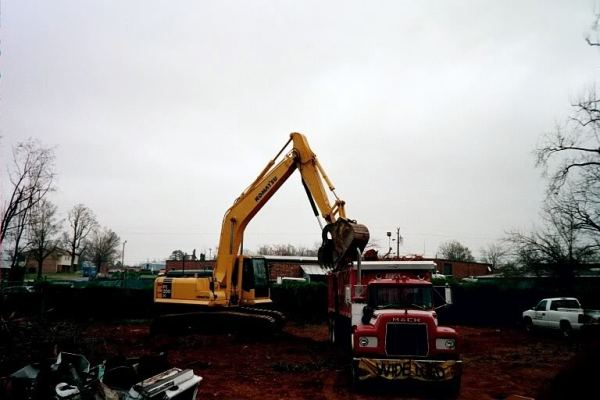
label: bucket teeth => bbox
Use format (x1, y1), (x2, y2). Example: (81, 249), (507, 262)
(318, 219), (370, 270)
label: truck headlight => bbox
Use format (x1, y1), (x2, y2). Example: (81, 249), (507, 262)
(435, 338), (456, 350)
(358, 336), (378, 348)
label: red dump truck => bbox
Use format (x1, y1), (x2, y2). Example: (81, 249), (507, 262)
(327, 260), (462, 392)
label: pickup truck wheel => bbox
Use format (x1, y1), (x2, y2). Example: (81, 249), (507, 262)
(560, 321), (572, 338)
(523, 317), (534, 333)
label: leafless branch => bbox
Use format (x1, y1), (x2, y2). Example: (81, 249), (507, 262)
(1, 139), (56, 244)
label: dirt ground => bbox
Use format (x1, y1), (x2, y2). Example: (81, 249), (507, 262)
(54, 320), (597, 400)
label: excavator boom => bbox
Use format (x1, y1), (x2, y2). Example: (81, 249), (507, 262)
(213, 132), (369, 293)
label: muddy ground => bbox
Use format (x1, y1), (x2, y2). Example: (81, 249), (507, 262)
(2, 318), (597, 400)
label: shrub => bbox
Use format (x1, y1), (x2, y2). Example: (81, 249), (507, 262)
(270, 281), (327, 323)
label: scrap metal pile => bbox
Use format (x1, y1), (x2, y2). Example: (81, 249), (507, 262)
(5, 352), (202, 400)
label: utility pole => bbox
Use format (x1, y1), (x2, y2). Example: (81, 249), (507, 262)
(396, 227), (402, 257)
(122, 240), (127, 268)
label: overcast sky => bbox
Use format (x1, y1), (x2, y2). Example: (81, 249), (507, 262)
(2, 1), (599, 265)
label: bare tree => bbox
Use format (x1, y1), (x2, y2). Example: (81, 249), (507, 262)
(168, 249), (187, 261)
(438, 240), (474, 262)
(28, 199), (62, 280)
(64, 204), (98, 272)
(509, 12), (600, 283)
(272, 244), (296, 256)
(87, 228), (121, 273)
(256, 243), (318, 256)
(536, 17), (600, 237)
(480, 243), (507, 270)
(536, 88), (600, 194)
(0, 139), (56, 267)
(585, 11), (600, 47)
(506, 194), (599, 281)
(7, 199), (31, 270)
(1, 139), (56, 242)
(296, 245), (318, 257)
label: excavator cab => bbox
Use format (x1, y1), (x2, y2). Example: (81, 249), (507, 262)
(241, 257), (270, 301)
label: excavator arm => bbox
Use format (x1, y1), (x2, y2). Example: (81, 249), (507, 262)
(214, 132), (369, 300)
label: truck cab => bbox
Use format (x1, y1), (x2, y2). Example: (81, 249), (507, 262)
(328, 260), (461, 391)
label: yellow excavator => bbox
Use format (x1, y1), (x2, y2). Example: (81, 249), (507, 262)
(152, 132), (369, 332)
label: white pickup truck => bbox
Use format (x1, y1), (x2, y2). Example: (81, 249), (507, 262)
(522, 297), (600, 337)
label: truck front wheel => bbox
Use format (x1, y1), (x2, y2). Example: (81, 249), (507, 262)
(351, 364), (364, 391)
(446, 376), (461, 399)
(523, 317), (534, 333)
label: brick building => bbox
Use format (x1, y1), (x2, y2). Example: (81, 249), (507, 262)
(265, 256), (492, 281)
(25, 250), (78, 274)
(164, 255), (492, 281)
(165, 259), (215, 272)
(431, 258), (491, 279)
(265, 256), (323, 282)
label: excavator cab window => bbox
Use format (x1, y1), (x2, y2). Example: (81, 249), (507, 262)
(242, 258), (269, 297)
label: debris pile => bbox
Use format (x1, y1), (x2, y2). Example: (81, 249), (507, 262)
(5, 351), (202, 400)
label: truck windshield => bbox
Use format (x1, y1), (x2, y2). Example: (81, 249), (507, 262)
(369, 285), (433, 310)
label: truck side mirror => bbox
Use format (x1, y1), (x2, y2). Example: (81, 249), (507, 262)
(362, 306), (374, 325)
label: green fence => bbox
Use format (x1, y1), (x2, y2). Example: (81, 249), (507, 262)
(5, 277), (597, 326)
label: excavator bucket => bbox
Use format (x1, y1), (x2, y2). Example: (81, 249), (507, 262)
(318, 219), (370, 270)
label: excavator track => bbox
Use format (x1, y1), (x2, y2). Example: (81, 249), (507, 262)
(150, 307), (285, 336)
(238, 306), (286, 330)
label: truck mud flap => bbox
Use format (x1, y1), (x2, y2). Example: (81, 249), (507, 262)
(354, 358), (462, 382)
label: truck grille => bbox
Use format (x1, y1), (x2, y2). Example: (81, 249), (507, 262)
(385, 323), (428, 356)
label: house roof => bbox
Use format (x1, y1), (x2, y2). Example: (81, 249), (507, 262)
(353, 260), (437, 271)
(300, 264), (327, 276)
(264, 255), (319, 263)
(476, 269), (600, 280)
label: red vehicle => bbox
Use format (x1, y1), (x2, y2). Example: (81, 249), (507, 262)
(327, 259), (462, 392)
